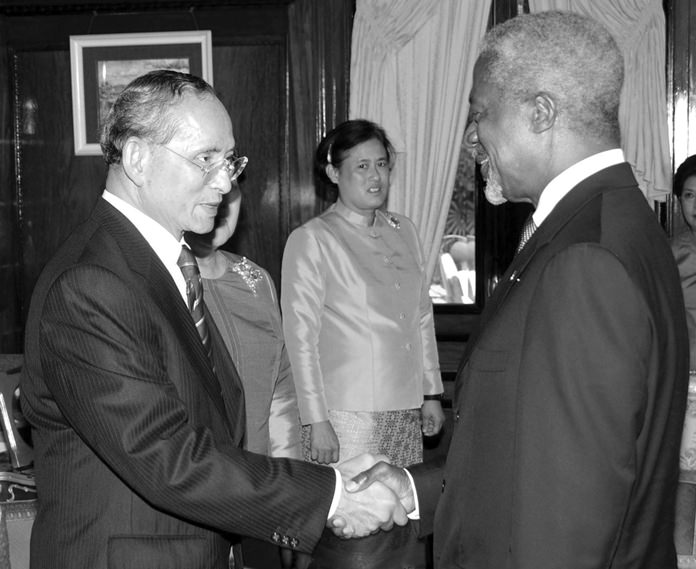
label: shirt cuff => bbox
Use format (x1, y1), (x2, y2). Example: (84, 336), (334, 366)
(327, 467), (342, 519)
(404, 468), (420, 520)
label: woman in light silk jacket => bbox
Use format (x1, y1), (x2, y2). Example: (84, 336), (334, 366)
(280, 119), (444, 569)
(187, 189), (306, 569)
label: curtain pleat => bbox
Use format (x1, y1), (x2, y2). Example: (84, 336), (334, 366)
(349, 0), (492, 282)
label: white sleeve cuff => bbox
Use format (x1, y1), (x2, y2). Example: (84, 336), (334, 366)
(327, 467), (342, 519)
(404, 468), (420, 520)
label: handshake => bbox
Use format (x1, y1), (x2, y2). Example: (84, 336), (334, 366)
(327, 453), (417, 539)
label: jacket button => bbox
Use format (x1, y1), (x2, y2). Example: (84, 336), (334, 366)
(441, 479), (446, 493)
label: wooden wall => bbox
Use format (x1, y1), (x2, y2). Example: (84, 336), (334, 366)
(1, 0), (692, 358)
(0, 0), (353, 352)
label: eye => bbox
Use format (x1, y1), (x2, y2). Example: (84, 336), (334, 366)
(377, 159), (388, 168)
(194, 152), (215, 165)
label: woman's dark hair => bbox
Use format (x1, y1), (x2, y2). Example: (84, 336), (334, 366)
(314, 119), (395, 185)
(674, 155), (696, 197)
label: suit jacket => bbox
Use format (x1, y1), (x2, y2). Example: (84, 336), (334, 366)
(21, 199), (336, 569)
(410, 163), (689, 569)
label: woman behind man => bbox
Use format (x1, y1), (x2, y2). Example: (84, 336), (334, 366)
(281, 119), (445, 568)
(186, 188), (308, 569)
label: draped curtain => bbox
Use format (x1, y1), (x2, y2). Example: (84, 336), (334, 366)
(529, 0), (671, 201)
(349, 0), (492, 282)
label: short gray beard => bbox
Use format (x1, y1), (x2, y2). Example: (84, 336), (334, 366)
(483, 166), (507, 206)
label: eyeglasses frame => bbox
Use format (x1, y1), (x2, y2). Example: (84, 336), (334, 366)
(157, 143), (248, 183)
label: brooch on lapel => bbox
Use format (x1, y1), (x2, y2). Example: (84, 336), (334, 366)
(231, 257), (263, 295)
(386, 214), (400, 230)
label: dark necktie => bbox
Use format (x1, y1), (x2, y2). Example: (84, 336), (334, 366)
(177, 245), (213, 361)
(516, 215), (537, 254)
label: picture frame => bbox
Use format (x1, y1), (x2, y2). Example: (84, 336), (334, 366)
(70, 30), (213, 156)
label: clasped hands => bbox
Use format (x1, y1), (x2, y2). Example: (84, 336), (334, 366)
(327, 453), (415, 538)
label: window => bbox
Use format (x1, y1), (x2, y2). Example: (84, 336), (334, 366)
(430, 134), (533, 310)
(430, 141), (477, 305)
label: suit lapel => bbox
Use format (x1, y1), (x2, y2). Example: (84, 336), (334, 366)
(207, 314), (246, 447)
(94, 200), (234, 433)
(463, 162), (638, 363)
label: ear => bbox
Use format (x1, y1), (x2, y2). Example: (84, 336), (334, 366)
(325, 163), (339, 185)
(121, 137), (149, 186)
(531, 92), (557, 134)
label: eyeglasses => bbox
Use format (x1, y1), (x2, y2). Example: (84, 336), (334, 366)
(157, 144), (248, 184)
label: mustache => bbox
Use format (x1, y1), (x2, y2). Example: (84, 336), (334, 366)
(470, 145), (488, 165)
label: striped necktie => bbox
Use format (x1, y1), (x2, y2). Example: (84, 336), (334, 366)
(177, 245), (212, 360)
(516, 215), (537, 254)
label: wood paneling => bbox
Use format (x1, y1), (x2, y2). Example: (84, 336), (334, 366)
(0, 29), (18, 351)
(14, 50), (104, 323)
(0, 0), (353, 352)
(214, 42), (286, 283)
(667, 0), (696, 171)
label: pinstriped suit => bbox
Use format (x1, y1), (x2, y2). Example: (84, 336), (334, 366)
(21, 199), (336, 569)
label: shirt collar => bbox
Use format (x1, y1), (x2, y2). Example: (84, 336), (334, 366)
(102, 190), (188, 301)
(333, 199), (375, 227)
(533, 148), (625, 227)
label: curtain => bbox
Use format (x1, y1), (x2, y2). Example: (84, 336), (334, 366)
(349, 0), (492, 282)
(529, 0), (671, 201)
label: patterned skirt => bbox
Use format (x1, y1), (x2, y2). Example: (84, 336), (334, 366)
(301, 408), (423, 467)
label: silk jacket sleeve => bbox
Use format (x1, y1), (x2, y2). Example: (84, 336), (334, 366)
(672, 229), (696, 368)
(281, 225), (329, 425)
(264, 272), (303, 459)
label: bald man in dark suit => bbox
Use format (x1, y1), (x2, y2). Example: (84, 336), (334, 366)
(348, 11), (689, 569)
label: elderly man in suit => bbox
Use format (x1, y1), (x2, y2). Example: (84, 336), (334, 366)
(21, 70), (406, 569)
(345, 10), (689, 569)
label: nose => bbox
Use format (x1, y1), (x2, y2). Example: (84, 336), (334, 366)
(368, 163), (381, 180)
(209, 166), (233, 194)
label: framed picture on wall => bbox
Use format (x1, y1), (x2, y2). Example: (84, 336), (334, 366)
(69, 30), (213, 156)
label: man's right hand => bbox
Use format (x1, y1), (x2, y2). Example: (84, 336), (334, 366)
(328, 469), (408, 538)
(348, 461), (416, 514)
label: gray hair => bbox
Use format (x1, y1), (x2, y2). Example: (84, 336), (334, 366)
(100, 69), (217, 165)
(478, 10), (624, 143)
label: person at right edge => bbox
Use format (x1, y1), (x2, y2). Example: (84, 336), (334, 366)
(670, 155), (696, 472)
(342, 10), (690, 569)
(672, 155), (696, 370)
